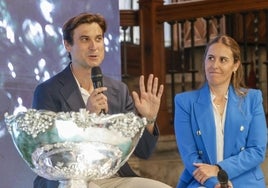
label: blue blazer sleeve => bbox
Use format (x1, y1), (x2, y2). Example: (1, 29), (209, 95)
(217, 89), (267, 186)
(174, 85), (267, 188)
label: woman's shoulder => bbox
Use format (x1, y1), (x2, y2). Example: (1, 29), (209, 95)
(242, 88), (262, 98)
(175, 89), (201, 102)
(245, 88), (264, 103)
(176, 89), (198, 96)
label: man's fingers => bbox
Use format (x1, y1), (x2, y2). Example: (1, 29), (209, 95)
(146, 74), (153, 93)
(157, 84), (164, 98)
(152, 77), (159, 95)
(139, 75), (145, 93)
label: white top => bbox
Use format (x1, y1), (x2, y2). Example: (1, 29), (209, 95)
(71, 68), (90, 105)
(210, 92), (228, 162)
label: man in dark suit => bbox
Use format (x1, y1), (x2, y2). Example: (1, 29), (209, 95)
(32, 12), (171, 188)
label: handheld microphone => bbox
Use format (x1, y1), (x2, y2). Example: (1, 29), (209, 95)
(91, 66), (105, 114)
(217, 169), (228, 188)
(91, 66), (103, 88)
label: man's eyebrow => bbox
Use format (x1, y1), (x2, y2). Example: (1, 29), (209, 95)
(79, 35), (88, 38)
(220, 56), (230, 59)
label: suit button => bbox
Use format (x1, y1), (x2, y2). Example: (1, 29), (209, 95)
(198, 150), (203, 155)
(197, 130), (202, 135)
(240, 147), (245, 151)
(240, 126), (244, 131)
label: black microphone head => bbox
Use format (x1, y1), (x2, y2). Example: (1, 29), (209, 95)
(91, 66), (102, 76)
(91, 66), (103, 88)
(217, 169), (228, 185)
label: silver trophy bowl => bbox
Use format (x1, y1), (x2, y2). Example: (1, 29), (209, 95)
(5, 109), (146, 188)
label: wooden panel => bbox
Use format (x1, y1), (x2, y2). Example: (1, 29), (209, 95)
(120, 10), (139, 26)
(232, 11), (267, 44)
(121, 44), (141, 76)
(156, 0), (268, 23)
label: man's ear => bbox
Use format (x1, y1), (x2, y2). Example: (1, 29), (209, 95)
(64, 40), (71, 52)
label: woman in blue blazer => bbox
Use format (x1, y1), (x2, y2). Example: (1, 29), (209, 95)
(174, 35), (267, 188)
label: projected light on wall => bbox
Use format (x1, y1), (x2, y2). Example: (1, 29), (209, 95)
(0, 0), (120, 123)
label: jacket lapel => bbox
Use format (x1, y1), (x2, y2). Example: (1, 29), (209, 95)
(223, 86), (245, 157)
(58, 64), (85, 111)
(194, 84), (217, 164)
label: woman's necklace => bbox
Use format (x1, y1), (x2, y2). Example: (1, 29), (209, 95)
(214, 99), (226, 116)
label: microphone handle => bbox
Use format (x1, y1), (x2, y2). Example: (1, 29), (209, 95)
(217, 168), (229, 188)
(93, 80), (103, 88)
(92, 80), (105, 114)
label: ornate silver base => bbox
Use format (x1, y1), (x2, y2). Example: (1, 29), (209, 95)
(59, 179), (87, 188)
(32, 142), (123, 181)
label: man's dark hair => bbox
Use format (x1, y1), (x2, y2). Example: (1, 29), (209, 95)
(62, 12), (107, 45)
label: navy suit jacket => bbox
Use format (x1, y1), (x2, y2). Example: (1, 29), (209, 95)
(174, 83), (267, 188)
(32, 64), (159, 188)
